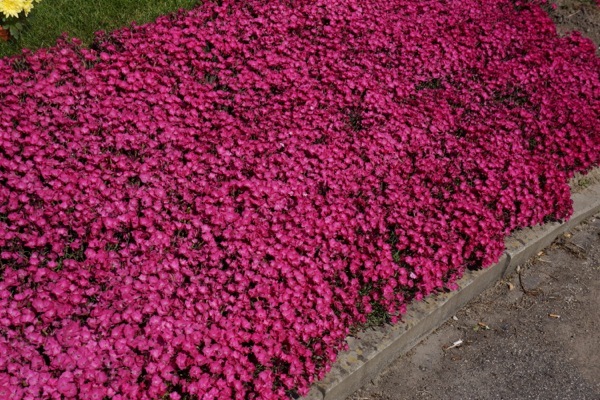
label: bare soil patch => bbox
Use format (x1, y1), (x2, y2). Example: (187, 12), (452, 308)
(547, 0), (600, 50)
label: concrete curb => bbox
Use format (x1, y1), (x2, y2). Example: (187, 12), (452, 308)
(304, 177), (600, 400)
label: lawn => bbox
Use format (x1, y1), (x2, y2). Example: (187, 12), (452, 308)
(0, 0), (199, 58)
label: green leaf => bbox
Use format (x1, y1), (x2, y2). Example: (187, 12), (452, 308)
(8, 26), (20, 39)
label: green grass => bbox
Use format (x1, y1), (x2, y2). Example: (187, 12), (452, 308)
(1, 0), (199, 58)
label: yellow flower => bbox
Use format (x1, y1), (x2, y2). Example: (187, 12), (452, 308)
(22, 0), (33, 16)
(0, 0), (25, 18)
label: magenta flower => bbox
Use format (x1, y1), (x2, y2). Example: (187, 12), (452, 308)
(0, 0), (598, 398)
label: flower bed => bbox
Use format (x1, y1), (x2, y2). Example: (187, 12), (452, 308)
(0, 0), (598, 398)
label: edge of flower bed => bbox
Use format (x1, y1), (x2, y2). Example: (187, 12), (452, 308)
(303, 173), (600, 400)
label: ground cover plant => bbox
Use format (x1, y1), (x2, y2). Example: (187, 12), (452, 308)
(0, 0), (599, 398)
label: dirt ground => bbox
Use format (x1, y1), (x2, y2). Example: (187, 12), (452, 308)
(348, 214), (600, 400)
(547, 0), (600, 50)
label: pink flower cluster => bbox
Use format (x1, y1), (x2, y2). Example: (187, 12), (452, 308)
(0, 0), (598, 398)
